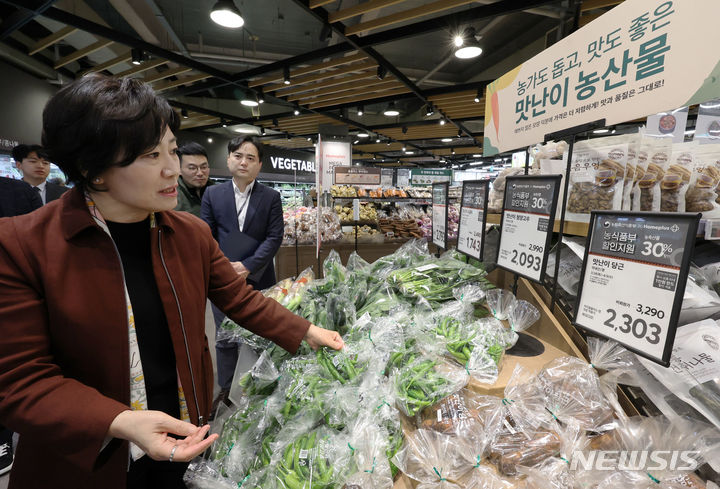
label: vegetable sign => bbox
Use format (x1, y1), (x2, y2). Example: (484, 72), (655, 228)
(484, 0), (720, 155)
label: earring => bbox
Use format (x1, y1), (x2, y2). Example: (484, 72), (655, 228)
(93, 177), (102, 184)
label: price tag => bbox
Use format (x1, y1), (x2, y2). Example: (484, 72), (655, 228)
(352, 198), (360, 221)
(574, 211), (700, 366)
(457, 180), (489, 261)
(432, 182), (449, 250)
(496, 175), (562, 282)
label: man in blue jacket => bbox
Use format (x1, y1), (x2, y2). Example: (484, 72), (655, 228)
(201, 136), (284, 404)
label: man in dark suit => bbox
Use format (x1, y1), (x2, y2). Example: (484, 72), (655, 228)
(12, 144), (68, 204)
(0, 175), (41, 475)
(0, 176), (42, 218)
(201, 136), (284, 400)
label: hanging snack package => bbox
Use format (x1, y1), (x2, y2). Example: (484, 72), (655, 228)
(621, 136), (639, 210)
(688, 144), (720, 216)
(535, 337), (635, 433)
(627, 139), (649, 211)
(661, 142), (696, 212)
(566, 135), (629, 222)
(635, 135), (673, 212)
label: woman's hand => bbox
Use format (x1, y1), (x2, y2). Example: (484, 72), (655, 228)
(303, 324), (344, 351)
(107, 410), (218, 462)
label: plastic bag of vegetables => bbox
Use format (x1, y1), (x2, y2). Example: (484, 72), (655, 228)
(388, 257), (490, 303)
(268, 360), (334, 424)
(263, 277), (295, 303)
(281, 267), (315, 312)
(316, 344), (368, 385)
(340, 416), (395, 489)
(229, 350), (281, 406)
(217, 316), (272, 350)
(392, 355), (469, 417)
(391, 429), (471, 486)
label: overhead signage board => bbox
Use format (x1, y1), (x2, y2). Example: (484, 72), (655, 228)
(262, 146), (316, 176)
(381, 168), (394, 187)
(317, 138), (351, 192)
(411, 168), (452, 186)
(484, 0), (720, 155)
(574, 211), (700, 366)
(496, 175), (562, 282)
(457, 180), (489, 261)
(431, 182), (449, 250)
(334, 166), (382, 185)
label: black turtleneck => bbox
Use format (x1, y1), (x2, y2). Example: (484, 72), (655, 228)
(105, 217), (180, 419)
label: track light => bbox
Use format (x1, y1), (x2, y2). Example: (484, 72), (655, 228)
(257, 88), (265, 104)
(319, 24), (332, 42)
(457, 130), (463, 138)
(440, 118), (446, 125)
(207, 137), (213, 143)
(260, 127), (266, 135)
(376, 138), (381, 143)
(451, 148), (456, 155)
(181, 108), (188, 119)
(402, 145), (406, 152)
(441, 138), (452, 143)
(426, 105), (434, 116)
(474, 89), (481, 103)
(210, 0), (244, 28)
(376, 66), (387, 80)
(402, 126), (408, 134)
(131, 47), (144, 65)
(383, 102), (399, 117)
(221, 119), (227, 127)
(357, 105), (364, 116)
(454, 27), (482, 59)
(294, 106), (300, 116)
(272, 118), (279, 127)
(283, 66), (291, 85)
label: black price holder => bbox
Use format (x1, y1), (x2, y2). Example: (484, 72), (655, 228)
(496, 175), (562, 282)
(432, 182), (449, 250)
(574, 211), (700, 366)
(457, 180), (490, 261)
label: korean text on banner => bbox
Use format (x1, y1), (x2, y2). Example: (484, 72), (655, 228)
(484, 0), (720, 155)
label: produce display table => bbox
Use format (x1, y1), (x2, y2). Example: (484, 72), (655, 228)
(276, 242), (407, 278)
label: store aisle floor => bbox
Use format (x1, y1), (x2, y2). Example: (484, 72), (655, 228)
(0, 301), (219, 489)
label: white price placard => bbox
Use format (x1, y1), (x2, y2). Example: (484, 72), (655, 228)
(575, 212), (700, 366)
(431, 183), (448, 249)
(497, 176), (561, 282)
(457, 181), (488, 260)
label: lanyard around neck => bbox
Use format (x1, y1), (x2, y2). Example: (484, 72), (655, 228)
(236, 183), (254, 217)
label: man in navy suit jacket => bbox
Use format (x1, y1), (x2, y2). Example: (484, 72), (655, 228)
(201, 136), (284, 398)
(0, 176), (42, 218)
(13, 144), (68, 204)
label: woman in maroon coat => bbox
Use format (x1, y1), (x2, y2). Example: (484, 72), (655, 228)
(0, 74), (343, 489)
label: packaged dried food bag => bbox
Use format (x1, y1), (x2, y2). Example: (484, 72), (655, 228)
(628, 140), (649, 211)
(622, 136), (639, 210)
(688, 144), (720, 217)
(488, 167), (524, 214)
(635, 136), (672, 212)
(660, 142), (696, 212)
(638, 319), (720, 434)
(536, 337), (635, 432)
(566, 135), (629, 222)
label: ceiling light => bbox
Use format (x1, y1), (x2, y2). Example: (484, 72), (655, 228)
(494, 158), (502, 162)
(354, 140), (360, 144)
(210, 0), (244, 28)
(376, 138), (381, 143)
(260, 127), (266, 135)
(181, 108), (188, 119)
(357, 132), (369, 138)
(307, 137), (312, 141)
(241, 93), (259, 107)
(454, 27), (482, 59)
(257, 88), (265, 104)
(426, 105), (434, 116)
(283, 66), (291, 85)
(441, 138), (453, 142)
(474, 89), (481, 103)
(272, 118), (279, 127)
(294, 106), (300, 116)
(402, 146), (406, 152)
(383, 102), (399, 117)
(131, 47), (144, 65)
(451, 148), (456, 155)
(221, 119), (227, 127)
(233, 126), (258, 134)
(440, 118), (446, 125)
(357, 105), (364, 116)
(473, 154), (481, 157)
(402, 126), (408, 134)
(377, 66), (387, 80)
(405, 151), (414, 155)
(457, 130), (462, 138)
(207, 137), (213, 143)
(685, 129), (695, 135)
(593, 128), (610, 134)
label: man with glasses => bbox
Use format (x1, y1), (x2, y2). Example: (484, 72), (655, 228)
(175, 141), (214, 217)
(201, 136), (284, 410)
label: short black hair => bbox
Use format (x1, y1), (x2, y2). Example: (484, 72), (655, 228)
(228, 135), (264, 161)
(12, 144), (44, 163)
(176, 141), (208, 165)
(41, 73), (180, 191)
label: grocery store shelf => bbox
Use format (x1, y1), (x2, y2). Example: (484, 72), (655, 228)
(340, 220), (378, 226)
(485, 213), (589, 236)
(332, 196), (432, 203)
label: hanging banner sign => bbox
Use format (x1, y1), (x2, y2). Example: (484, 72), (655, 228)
(318, 139), (351, 191)
(574, 211), (700, 366)
(457, 180), (489, 260)
(484, 0), (720, 155)
(411, 168), (452, 186)
(432, 182), (449, 250)
(497, 175), (562, 282)
(334, 166), (382, 185)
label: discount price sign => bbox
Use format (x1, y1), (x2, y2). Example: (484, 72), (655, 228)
(575, 211), (700, 366)
(431, 182), (449, 250)
(457, 180), (489, 260)
(497, 175), (561, 282)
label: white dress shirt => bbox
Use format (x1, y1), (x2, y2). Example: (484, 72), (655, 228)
(32, 180), (47, 205)
(232, 179), (255, 232)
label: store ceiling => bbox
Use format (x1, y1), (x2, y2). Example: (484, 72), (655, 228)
(0, 0), (624, 167)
